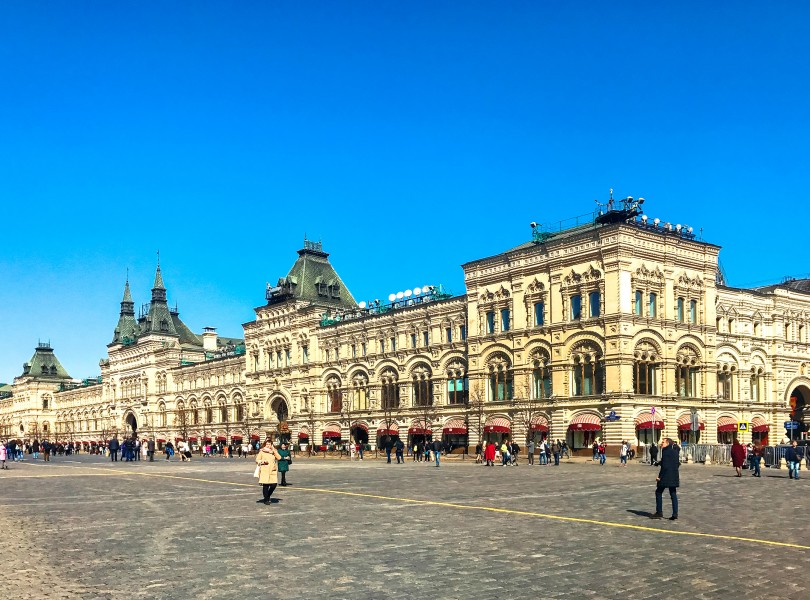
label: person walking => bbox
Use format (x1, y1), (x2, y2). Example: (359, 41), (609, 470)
(147, 438), (156, 462)
(395, 438), (404, 464)
(256, 439), (283, 504)
(526, 439), (535, 465)
(650, 437), (680, 520)
(500, 440), (510, 466)
(432, 438), (442, 467)
(561, 440), (570, 459)
(475, 442), (483, 464)
(598, 442), (607, 465)
(552, 440), (561, 466)
(385, 439), (393, 464)
(538, 440), (547, 465)
(108, 437), (120, 462)
(485, 441), (496, 467)
(731, 439), (746, 477)
(510, 440), (520, 466)
(277, 442), (292, 486)
(786, 440), (802, 480)
(32, 440), (40, 460)
(0, 442), (7, 469)
(648, 442), (658, 466)
(751, 443), (763, 477)
(620, 441), (628, 467)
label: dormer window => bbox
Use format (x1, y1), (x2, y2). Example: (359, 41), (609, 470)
(160, 319), (169, 331)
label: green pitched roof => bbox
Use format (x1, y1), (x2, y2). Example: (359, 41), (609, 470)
(270, 241), (357, 309)
(20, 344), (72, 380)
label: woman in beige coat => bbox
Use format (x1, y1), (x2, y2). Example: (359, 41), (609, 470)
(256, 439), (283, 504)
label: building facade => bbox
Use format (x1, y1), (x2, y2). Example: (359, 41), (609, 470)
(2, 200), (808, 453)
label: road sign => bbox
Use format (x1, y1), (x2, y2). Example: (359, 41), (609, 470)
(785, 421), (800, 430)
(738, 422), (749, 432)
(605, 412), (621, 422)
(650, 406), (655, 415)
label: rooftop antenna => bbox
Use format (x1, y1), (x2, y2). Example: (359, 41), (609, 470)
(126, 267), (129, 283)
(609, 188), (614, 201)
(157, 249), (160, 267)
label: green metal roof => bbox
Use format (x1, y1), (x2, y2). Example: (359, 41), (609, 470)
(20, 344), (72, 380)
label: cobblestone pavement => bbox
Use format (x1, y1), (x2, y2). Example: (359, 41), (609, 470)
(0, 453), (808, 600)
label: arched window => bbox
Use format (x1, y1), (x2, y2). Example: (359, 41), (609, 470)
(487, 354), (513, 401)
(220, 402), (229, 423)
(352, 372), (369, 411)
(750, 366), (764, 401)
(412, 365), (433, 407)
(190, 401), (200, 425)
(380, 370), (399, 410)
(717, 356), (737, 401)
(633, 342), (658, 395)
(532, 352), (552, 399)
(327, 377), (342, 413)
(571, 343), (604, 396)
(676, 346), (700, 397)
(159, 402), (167, 428)
(446, 362), (468, 405)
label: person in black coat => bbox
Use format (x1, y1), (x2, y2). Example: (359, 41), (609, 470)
(649, 442), (658, 466)
(651, 437), (680, 520)
(108, 437), (120, 462)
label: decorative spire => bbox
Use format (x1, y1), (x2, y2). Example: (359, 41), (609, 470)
(152, 258), (167, 303)
(120, 280), (134, 315)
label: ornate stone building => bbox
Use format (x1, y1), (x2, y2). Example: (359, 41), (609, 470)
(1, 198), (808, 453)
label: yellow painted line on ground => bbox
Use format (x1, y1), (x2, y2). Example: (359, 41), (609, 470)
(0, 473), (124, 479)
(80, 468), (810, 551)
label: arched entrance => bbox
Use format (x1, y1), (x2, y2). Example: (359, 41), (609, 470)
(125, 413), (138, 438)
(351, 423), (369, 445)
(788, 385), (809, 441)
(270, 397), (289, 422)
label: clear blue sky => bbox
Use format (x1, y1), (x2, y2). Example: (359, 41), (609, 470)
(1, 2), (808, 383)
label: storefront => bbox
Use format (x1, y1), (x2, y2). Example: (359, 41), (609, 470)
(442, 418), (468, 453)
(408, 419), (432, 449)
(376, 423), (399, 448)
(634, 411), (663, 445)
(751, 417), (769, 445)
(296, 426), (309, 447)
(566, 413), (601, 453)
(716, 416), (737, 444)
(529, 415), (549, 444)
(483, 416), (511, 445)
(351, 422), (369, 445)
(676, 414), (704, 444)
(322, 424), (342, 447)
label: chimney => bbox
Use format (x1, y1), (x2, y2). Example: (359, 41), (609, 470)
(203, 327), (218, 352)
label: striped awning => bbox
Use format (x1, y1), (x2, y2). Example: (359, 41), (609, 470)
(443, 418), (467, 435)
(677, 414), (705, 431)
(531, 415), (549, 432)
(377, 422), (399, 435)
(484, 417), (511, 434)
(717, 416), (737, 432)
(408, 419), (432, 435)
(568, 413), (601, 432)
(635, 412), (665, 430)
(751, 417), (769, 433)
(297, 426), (310, 439)
(322, 424), (342, 439)
(351, 422), (369, 431)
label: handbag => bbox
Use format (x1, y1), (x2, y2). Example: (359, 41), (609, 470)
(253, 465), (260, 478)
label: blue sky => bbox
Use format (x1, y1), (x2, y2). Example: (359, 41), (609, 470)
(1, 2), (808, 383)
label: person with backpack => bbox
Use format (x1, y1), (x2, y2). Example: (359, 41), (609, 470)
(510, 440), (520, 466)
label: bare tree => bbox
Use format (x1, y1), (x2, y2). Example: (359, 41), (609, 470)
(466, 380), (487, 446)
(175, 403), (191, 443)
(512, 372), (542, 444)
(379, 389), (399, 452)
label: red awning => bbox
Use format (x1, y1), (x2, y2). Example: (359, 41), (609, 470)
(717, 416), (737, 432)
(443, 418), (467, 435)
(322, 424), (341, 439)
(408, 427), (432, 435)
(676, 414), (705, 431)
(188, 437), (198, 441)
(203, 436), (212, 442)
(351, 422), (368, 431)
(531, 415), (549, 432)
(175, 437), (184, 442)
(157, 438), (166, 443)
(751, 417), (769, 433)
(298, 432), (309, 439)
(377, 422), (399, 435)
(250, 435), (260, 441)
(568, 413), (601, 432)
(216, 436), (227, 441)
(484, 417), (511, 434)
(231, 435), (243, 441)
(635, 412), (665, 430)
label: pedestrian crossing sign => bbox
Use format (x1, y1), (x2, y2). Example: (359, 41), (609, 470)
(738, 422), (749, 432)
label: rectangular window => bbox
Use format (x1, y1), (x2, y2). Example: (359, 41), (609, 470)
(677, 298), (684, 322)
(634, 290), (643, 316)
(447, 377), (469, 404)
(423, 331), (429, 346)
(302, 346), (309, 363)
(689, 300), (697, 324)
(649, 293), (657, 318)
(351, 344), (356, 358)
(589, 291), (601, 318)
(276, 351), (282, 368)
(411, 333), (417, 348)
(390, 336), (396, 351)
(501, 309), (510, 332)
(571, 295), (582, 320)
(446, 327), (452, 343)
(362, 342), (367, 357)
(285, 349), (291, 367)
(486, 311), (496, 333)
(534, 302), (545, 326)
(380, 339), (385, 353)
(460, 325), (467, 340)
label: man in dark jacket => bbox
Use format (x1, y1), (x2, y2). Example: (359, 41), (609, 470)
(651, 437), (680, 520)
(432, 439), (442, 467)
(785, 440), (802, 480)
(649, 442), (658, 466)
(147, 438), (156, 462)
(108, 437), (120, 462)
